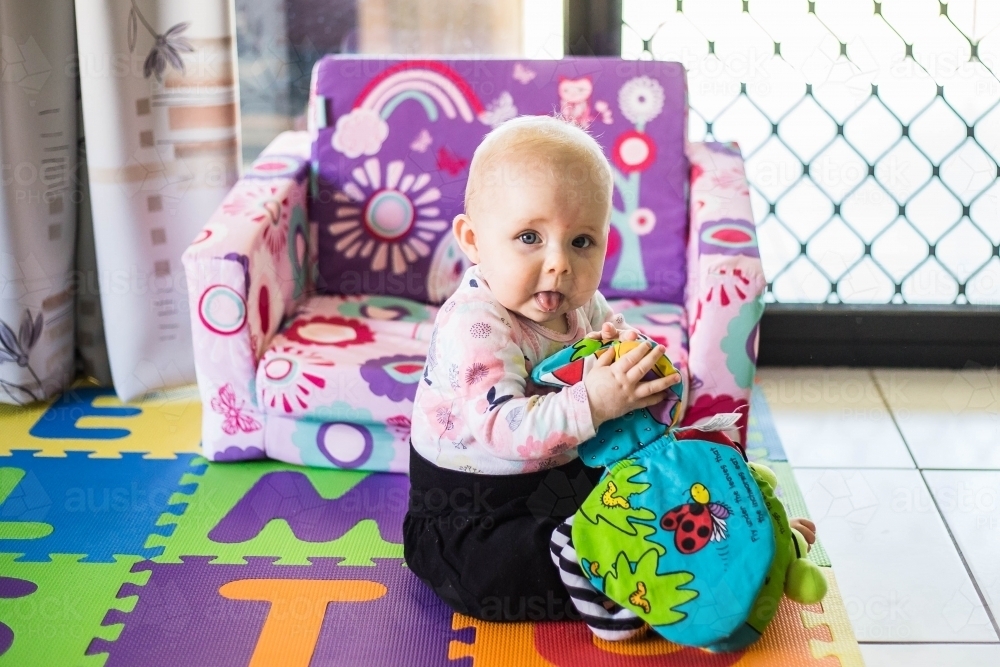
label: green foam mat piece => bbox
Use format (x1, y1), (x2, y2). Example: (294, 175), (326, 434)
(147, 458), (404, 566)
(0, 553), (147, 667)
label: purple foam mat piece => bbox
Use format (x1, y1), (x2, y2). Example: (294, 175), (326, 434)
(208, 471), (407, 544)
(87, 557), (471, 667)
(0, 576), (37, 656)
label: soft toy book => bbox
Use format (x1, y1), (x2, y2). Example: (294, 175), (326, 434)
(532, 335), (826, 651)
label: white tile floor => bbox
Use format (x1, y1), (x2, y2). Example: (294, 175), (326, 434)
(757, 367), (1000, 666)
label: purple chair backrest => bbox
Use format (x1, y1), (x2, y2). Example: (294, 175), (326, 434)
(308, 57), (689, 305)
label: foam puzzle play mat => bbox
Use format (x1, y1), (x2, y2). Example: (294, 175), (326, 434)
(0, 383), (864, 666)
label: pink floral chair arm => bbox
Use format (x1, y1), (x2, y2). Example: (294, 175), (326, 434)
(681, 141), (766, 444)
(181, 131), (312, 461)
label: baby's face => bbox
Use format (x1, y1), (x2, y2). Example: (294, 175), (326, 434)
(456, 172), (609, 332)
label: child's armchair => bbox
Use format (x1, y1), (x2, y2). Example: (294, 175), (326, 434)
(182, 57), (766, 470)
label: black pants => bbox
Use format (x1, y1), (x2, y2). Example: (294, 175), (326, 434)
(403, 442), (604, 622)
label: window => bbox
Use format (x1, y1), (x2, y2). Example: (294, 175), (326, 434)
(623, 0), (1000, 305)
(235, 0), (563, 164)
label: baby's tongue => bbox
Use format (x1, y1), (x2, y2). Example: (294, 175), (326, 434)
(534, 291), (563, 312)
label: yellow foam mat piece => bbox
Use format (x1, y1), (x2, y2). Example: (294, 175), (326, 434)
(0, 382), (201, 458)
(448, 568), (863, 666)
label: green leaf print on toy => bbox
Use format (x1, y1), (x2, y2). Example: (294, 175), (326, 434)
(569, 337), (604, 361)
(577, 459), (657, 539)
(573, 460), (663, 588)
(603, 549), (699, 626)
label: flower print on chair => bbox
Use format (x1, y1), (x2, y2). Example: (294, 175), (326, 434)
(287, 204), (309, 298)
(720, 297), (765, 390)
(605, 75), (669, 293)
(337, 295), (430, 322)
(690, 263), (760, 337)
(630, 207), (657, 236)
(283, 314), (375, 348)
(618, 76), (665, 128)
(427, 234), (471, 303)
(328, 157), (446, 275)
(197, 284), (247, 336)
(188, 221), (229, 250)
(247, 246), (285, 356)
(386, 414), (412, 439)
(698, 219), (759, 258)
(222, 182), (291, 257)
(360, 353), (426, 402)
(612, 130), (657, 174)
(211, 383), (262, 435)
(258, 345), (334, 414)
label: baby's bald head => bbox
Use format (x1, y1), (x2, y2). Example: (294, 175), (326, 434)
(463, 115), (613, 224)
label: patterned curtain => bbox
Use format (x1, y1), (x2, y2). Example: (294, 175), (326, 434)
(0, 0), (241, 404)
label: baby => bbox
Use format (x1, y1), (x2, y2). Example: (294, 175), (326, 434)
(403, 115), (815, 635)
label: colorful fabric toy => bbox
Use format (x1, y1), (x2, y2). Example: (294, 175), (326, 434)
(532, 335), (826, 651)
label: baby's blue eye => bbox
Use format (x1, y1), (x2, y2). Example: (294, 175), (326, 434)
(519, 232), (539, 244)
(573, 236), (593, 248)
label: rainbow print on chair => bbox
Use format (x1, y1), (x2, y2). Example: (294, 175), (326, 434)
(326, 61), (492, 159)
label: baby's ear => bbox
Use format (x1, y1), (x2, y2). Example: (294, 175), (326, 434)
(452, 214), (479, 264)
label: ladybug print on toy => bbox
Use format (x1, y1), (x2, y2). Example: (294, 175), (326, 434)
(660, 483), (730, 554)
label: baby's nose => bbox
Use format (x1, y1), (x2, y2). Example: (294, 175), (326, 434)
(544, 249), (570, 273)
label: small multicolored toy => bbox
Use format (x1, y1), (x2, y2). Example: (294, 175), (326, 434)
(532, 335), (826, 651)
(532, 332), (684, 438)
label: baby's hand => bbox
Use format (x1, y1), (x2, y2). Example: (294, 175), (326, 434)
(790, 518), (817, 551)
(584, 340), (681, 429)
(584, 322), (640, 344)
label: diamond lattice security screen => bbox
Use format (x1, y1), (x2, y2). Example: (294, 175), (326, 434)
(623, 0), (1000, 305)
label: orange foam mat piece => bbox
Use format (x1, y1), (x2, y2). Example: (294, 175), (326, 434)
(448, 568), (863, 666)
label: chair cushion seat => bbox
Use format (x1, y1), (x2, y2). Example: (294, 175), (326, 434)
(256, 294), (437, 423)
(257, 294), (690, 427)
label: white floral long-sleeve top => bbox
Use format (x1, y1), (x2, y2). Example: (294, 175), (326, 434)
(411, 264), (630, 475)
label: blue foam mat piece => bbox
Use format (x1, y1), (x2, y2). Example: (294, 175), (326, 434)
(0, 451), (202, 562)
